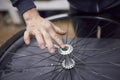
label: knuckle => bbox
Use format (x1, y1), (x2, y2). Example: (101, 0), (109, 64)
(39, 42), (44, 46)
(43, 33), (50, 40)
(33, 29), (41, 35)
(46, 23), (52, 29)
(28, 24), (35, 28)
(46, 36), (50, 40)
(51, 33), (58, 38)
(46, 39), (53, 47)
(48, 44), (54, 49)
(56, 38), (63, 46)
(57, 39), (63, 44)
(54, 35), (60, 41)
(53, 34), (58, 38)
(59, 41), (63, 46)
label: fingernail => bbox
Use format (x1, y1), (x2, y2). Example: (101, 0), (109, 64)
(50, 48), (55, 53)
(61, 45), (65, 49)
(26, 41), (30, 45)
(41, 45), (45, 49)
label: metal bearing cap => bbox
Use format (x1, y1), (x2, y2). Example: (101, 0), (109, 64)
(59, 44), (73, 55)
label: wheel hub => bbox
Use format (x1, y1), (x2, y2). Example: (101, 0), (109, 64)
(59, 44), (75, 69)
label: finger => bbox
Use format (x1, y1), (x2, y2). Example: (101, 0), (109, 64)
(52, 24), (66, 35)
(34, 30), (45, 49)
(42, 30), (55, 53)
(50, 31), (65, 48)
(24, 30), (30, 45)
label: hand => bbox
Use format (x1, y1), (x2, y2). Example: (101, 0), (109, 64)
(23, 8), (66, 53)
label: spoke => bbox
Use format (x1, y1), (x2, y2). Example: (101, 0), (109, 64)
(76, 60), (120, 73)
(72, 22), (111, 47)
(73, 37), (94, 49)
(72, 48), (101, 59)
(0, 65), (61, 74)
(101, 21), (113, 30)
(34, 68), (61, 80)
(0, 69), (21, 73)
(74, 48), (101, 51)
(79, 39), (90, 51)
(85, 67), (113, 80)
(77, 62), (120, 65)
(47, 64), (60, 80)
(51, 52), (64, 80)
(16, 52), (61, 64)
(73, 48), (120, 68)
(82, 47), (120, 60)
(54, 55), (65, 80)
(77, 61), (120, 68)
(49, 54), (64, 80)
(57, 20), (66, 43)
(52, 51), (63, 62)
(71, 54), (86, 64)
(8, 49), (48, 56)
(12, 52), (48, 59)
(54, 69), (65, 80)
(69, 23), (79, 44)
(72, 50), (99, 61)
(24, 64), (60, 70)
(61, 69), (66, 80)
(1, 72), (17, 80)
(72, 50), (120, 68)
(63, 69), (73, 80)
(71, 40), (98, 57)
(64, 70), (69, 80)
(24, 49), (48, 54)
(103, 30), (115, 38)
(28, 53), (58, 67)
(37, 53), (62, 63)
(51, 69), (64, 80)
(75, 66), (101, 80)
(70, 69), (73, 80)
(74, 68), (86, 80)
(65, 21), (70, 44)
(72, 20), (100, 47)
(80, 60), (120, 68)
(109, 62), (120, 67)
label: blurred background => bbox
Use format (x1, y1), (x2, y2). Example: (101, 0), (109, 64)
(0, 0), (70, 45)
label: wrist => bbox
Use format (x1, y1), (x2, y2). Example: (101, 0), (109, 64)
(23, 8), (40, 21)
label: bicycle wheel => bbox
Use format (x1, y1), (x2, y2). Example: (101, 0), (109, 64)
(0, 14), (120, 80)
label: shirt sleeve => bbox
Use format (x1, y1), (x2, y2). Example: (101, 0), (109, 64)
(10, 0), (36, 14)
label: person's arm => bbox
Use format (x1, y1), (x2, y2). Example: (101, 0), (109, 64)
(10, 0), (66, 53)
(10, 0), (36, 14)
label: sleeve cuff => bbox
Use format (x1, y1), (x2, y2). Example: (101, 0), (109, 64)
(16, 0), (36, 14)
